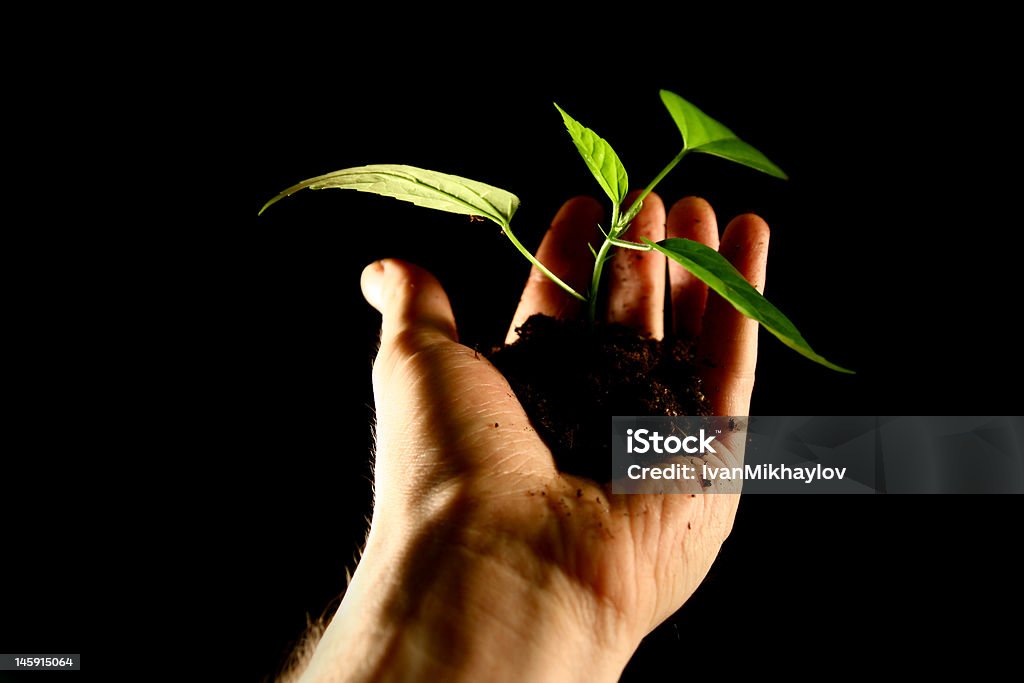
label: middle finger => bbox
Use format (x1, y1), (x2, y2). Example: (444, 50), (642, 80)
(606, 191), (666, 338)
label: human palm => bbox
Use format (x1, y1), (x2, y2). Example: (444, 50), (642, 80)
(302, 192), (769, 682)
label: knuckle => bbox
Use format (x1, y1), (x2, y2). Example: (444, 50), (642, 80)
(372, 328), (453, 386)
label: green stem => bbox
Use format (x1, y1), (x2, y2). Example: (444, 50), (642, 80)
(585, 201), (621, 321)
(586, 149), (690, 321)
(503, 225), (586, 302)
(609, 237), (653, 251)
(587, 237), (614, 321)
(621, 148), (688, 226)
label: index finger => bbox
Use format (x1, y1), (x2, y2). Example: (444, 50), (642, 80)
(506, 197), (602, 344)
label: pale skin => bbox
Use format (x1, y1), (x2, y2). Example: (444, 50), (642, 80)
(296, 193), (770, 682)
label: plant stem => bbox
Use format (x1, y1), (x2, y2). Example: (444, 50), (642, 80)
(587, 238), (614, 321)
(585, 150), (692, 321)
(584, 201), (623, 321)
(609, 237), (653, 251)
(503, 226), (586, 302)
(621, 148), (688, 226)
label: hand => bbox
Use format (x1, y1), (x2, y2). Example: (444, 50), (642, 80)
(296, 193), (769, 682)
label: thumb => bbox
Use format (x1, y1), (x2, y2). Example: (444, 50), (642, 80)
(361, 258), (458, 361)
(362, 259), (548, 495)
(360, 259), (466, 505)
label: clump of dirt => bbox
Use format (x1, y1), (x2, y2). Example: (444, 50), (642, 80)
(489, 314), (710, 482)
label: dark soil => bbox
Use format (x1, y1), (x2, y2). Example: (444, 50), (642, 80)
(489, 314), (710, 482)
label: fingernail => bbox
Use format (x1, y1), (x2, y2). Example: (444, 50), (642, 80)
(360, 260), (386, 310)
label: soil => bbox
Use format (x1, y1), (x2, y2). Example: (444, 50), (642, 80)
(488, 314), (710, 482)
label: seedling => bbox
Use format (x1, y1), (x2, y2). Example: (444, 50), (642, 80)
(260, 90), (850, 373)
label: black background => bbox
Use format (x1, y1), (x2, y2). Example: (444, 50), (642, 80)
(4, 28), (1022, 680)
(241, 46), (1022, 679)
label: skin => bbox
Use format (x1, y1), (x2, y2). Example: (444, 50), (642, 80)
(297, 193), (770, 682)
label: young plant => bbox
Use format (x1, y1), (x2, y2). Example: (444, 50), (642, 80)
(260, 90), (851, 373)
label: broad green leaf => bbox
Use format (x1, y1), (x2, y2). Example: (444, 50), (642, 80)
(659, 90), (788, 180)
(554, 103), (628, 204)
(259, 164), (519, 227)
(647, 237), (852, 373)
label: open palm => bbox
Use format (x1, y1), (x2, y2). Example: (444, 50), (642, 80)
(303, 193), (769, 682)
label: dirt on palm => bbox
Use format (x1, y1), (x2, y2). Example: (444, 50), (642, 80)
(489, 314), (710, 482)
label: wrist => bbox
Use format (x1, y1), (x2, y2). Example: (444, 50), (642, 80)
(302, 517), (637, 682)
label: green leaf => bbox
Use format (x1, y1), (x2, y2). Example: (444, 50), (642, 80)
(554, 103), (628, 204)
(259, 164), (519, 227)
(647, 237), (852, 373)
(659, 90), (788, 180)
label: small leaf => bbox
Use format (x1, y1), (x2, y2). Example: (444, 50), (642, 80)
(659, 90), (787, 180)
(647, 238), (852, 373)
(554, 103), (628, 204)
(260, 164), (519, 227)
